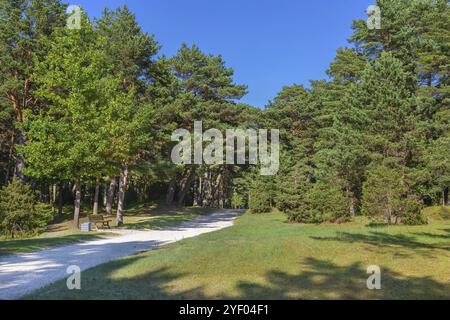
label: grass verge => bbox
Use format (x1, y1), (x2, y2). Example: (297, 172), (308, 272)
(26, 210), (450, 299)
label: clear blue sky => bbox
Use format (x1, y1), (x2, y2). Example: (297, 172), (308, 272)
(67, 0), (374, 108)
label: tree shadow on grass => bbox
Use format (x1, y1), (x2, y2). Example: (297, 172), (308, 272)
(28, 255), (450, 300)
(28, 254), (209, 300)
(310, 231), (450, 253)
(235, 257), (450, 300)
(410, 228), (450, 240)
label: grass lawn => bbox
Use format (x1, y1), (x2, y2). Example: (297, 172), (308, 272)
(0, 205), (216, 257)
(26, 208), (450, 300)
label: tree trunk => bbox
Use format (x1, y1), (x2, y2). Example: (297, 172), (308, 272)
(386, 207), (392, 225)
(4, 132), (15, 184)
(345, 185), (355, 216)
(93, 179), (100, 215)
(165, 176), (177, 206)
(58, 182), (64, 223)
(116, 166), (129, 226)
(51, 184), (57, 222)
(440, 189), (446, 207)
(177, 167), (196, 206)
(73, 182), (81, 229)
(14, 130), (26, 181)
(106, 177), (116, 215)
(445, 187), (449, 206)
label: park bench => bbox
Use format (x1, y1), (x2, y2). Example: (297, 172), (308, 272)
(88, 215), (112, 230)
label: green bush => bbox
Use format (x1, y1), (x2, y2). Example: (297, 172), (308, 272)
(362, 165), (404, 224)
(305, 180), (350, 223)
(401, 198), (427, 225)
(249, 180), (272, 213)
(275, 165), (312, 221)
(285, 180), (350, 224)
(231, 192), (245, 209)
(0, 179), (51, 238)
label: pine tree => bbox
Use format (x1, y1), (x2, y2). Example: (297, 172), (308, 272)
(0, 179), (51, 238)
(0, 0), (66, 180)
(362, 165), (404, 224)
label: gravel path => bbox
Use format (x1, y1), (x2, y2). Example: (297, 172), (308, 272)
(0, 210), (239, 300)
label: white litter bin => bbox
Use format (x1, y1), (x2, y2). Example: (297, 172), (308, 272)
(80, 222), (91, 232)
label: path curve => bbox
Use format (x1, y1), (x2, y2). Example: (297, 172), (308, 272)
(0, 210), (240, 300)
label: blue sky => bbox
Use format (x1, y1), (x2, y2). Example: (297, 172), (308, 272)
(67, 0), (374, 108)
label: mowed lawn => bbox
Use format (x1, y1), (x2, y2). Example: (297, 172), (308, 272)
(0, 205), (215, 257)
(26, 209), (450, 300)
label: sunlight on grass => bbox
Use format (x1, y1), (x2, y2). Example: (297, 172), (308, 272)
(26, 210), (450, 300)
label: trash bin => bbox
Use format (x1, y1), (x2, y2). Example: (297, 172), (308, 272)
(80, 222), (91, 232)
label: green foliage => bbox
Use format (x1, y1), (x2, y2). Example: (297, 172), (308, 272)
(1, 0), (448, 230)
(362, 165), (404, 223)
(276, 165), (312, 222)
(305, 179), (350, 223)
(249, 180), (272, 214)
(0, 180), (51, 238)
(279, 173), (350, 224)
(231, 192), (245, 209)
(401, 198), (427, 225)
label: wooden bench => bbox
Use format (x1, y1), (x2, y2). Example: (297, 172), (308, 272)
(88, 215), (112, 230)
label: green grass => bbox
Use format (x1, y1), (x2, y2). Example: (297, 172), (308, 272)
(117, 205), (217, 230)
(0, 233), (114, 257)
(26, 209), (450, 300)
(0, 204), (216, 257)
(423, 205), (450, 221)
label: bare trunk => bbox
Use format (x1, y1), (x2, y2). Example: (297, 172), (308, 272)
(440, 189), (446, 207)
(73, 182), (81, 229)
(386, 207), (392, 225)
(203, 171), (211, 207)
(446, 187), (450, 206)
(103, 182), (107, 207)
(443, 187), (449, 206)
(58, 182), (64, 222)
(93, 179), (100, 215)
(14, 131), (26, 181)
(4, 132), (15, 184)
(345, 185), (355, 216)
(51, 184), (57, 222)
(165, 176), (177, 206)
(116, 166), (129, 226)
(106, 177), (116, 215)
(177, 167), (196, 206)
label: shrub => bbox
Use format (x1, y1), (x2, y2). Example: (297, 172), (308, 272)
(401, 198), (427, 225)
(362, 165), (404, 224)
(249, 180), (272, 213)
(305, 180), (350, 223)
(276, 165), (312, 221)
(277, 172), (351, 224)
(249, 190), (271, 213)
(231, 192), (245, 209)
(0, 179), (51, 238)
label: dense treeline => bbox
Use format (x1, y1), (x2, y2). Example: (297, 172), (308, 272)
(251, 0), (450, 224)
(0, 0), (448, 237)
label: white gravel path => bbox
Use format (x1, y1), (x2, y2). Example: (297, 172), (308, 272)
(0, 210), (240, 300)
